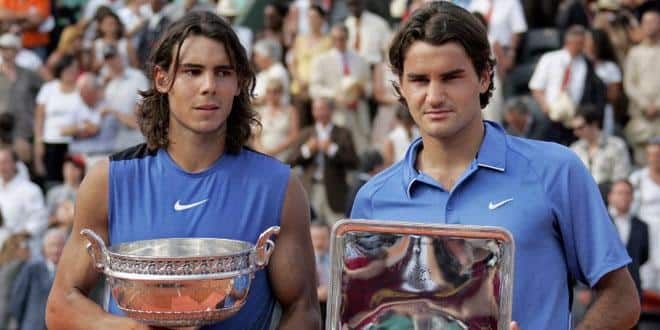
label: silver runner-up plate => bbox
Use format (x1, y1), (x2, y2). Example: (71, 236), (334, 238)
(327, 220), (514, 330)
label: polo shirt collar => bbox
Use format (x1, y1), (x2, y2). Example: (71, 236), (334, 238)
(402, 121), (507, 198)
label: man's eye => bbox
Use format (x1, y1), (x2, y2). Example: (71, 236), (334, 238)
(184, 69), (201, 76)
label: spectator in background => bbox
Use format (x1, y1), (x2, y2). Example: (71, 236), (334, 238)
(382, 106), (418, 167)
(217, 0), (253, 58)
(0, 232), (30, 329)
(370, 48), (400, 149)
(69, 73), (118, 165)
(117, 0), (149, 48)
(344, 0), (392, 65)
(556, 0), (592, 31)
(44, 26), (84, 80)
(9, 228), (66, 330)
(45, 154), (84, 218)
(570, 105), (631, 185)
(92, 8), (138, 72)
(310, 24), (372, 154)
(310, 221), (330, 326)
(257, 3), (290, 49)
(289, 4), (332, 127)
(0, 34), (43, 74)
(100, 44), (148, 151)
(252, 38), (289, 106)
(592, 0), (638, 64)
(584, 28), (623, 136)
(33, 55), (90, 184)
(0, 33), (43, 166)
(503, 96), (554, 141)
(529, 25), (606, 146)
(253, 78), (299, 162)
(623, 8), (660, 165)
(631, 136), (660, 292)
(608, 179), (649, 297)
(469, 0), (527, 123)
(163, 0), (214, 22)
(49, 200), (74, 234)
(288, 97), (358, 226)
(345, 149), (384, 216)
(136, 0), (171, 69)
(0, 0), (51, 59)
(0, 146), (47, 237)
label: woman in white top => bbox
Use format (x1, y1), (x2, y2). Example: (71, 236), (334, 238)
(92, 9), (138, 71)
(585, 29), (623, 136)
(253, 78), (300, 162)
(33, 55), (92, 184)
(382, 106), (419, 167)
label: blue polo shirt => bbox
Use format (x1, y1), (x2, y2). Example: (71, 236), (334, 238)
(351, 121), (631, 329)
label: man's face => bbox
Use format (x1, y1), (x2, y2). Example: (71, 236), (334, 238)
(156, 35), (240, 138)
(641, 12), (660, 40)
(331, 27), (348, 52)
(104, 54), (123, 74)
(264, 5), (283, 30)
(399, 41), (488, 141)
(43, 233), (66, 265)
(571, 116), (598, 141)
(564, 34), (585, 57)
(347, 0), (364, 18)
(0, 47), (17, 64)
(504, 111), (528, 134)
(312, 98), (332, 125)
(0, 149), (16, 182)
(62, 161), (83, 184)
(608, 181), (634, 214)
(647, 143), (660, 171)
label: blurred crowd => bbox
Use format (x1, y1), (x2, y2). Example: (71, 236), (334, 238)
(0, 0), (659, 329)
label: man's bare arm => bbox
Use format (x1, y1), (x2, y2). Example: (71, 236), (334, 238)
(577, 267), (640, 330)
(268, 175), (321, 329)
(45, 160), (149, 330)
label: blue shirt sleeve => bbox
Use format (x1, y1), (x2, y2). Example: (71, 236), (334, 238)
(547, 150), (631, 287)
(350, 185), (372, 219)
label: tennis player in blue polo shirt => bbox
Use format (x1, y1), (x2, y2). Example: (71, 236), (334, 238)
(350, 2), (640, 329)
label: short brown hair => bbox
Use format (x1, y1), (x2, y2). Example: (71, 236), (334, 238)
(388, 2), (495, 109)
(137, 11), (257, 153)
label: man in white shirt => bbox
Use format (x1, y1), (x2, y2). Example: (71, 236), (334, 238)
(310, 24), (372, 153)
(529, 25), (590, 144)
(344, 0), (392, 65)
(100, 45), (148, 152)
(0, 146), (47, 237)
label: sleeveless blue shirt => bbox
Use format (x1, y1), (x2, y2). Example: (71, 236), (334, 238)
(107, 144), (291, 329)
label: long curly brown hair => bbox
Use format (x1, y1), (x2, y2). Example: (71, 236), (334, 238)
(137, 11), (258, 154)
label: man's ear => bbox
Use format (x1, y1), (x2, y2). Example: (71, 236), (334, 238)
(479, 67), (491, 94)
(154, 66), (170, 93)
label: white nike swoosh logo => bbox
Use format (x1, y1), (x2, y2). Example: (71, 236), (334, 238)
(174, 199), (209, 211)
(488, 198), (513, 210)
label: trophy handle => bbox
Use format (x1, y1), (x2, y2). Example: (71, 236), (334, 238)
(255, 226), (280, 268)
(80, 229), (108, 272)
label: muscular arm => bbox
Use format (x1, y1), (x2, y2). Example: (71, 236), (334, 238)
(268, 175), (321, 329)
(576, 267), (640, 330)
(45, 160), (149, 330)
